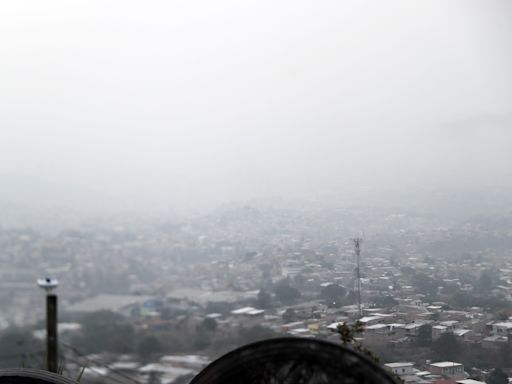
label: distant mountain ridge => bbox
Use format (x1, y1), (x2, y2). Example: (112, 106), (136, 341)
(0, 174), (124, 229)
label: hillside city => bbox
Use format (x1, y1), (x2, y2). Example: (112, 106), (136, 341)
(2, 199), (512, 384)
(1, 0), (511, 382)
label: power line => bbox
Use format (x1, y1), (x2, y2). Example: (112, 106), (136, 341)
(0, 351), (45, 360)
(61, 355), (132, 384)
(0, 351), (45, 370)
(60, 343), (143, 384)
(61, 349), (141, 384)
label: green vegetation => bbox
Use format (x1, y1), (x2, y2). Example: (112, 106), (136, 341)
(137, 335), (164, 358)
(368, 295), (398, 309)
(0, 328), (43, 368)
(256, 289), (272, 309)
(432, 333), (461, 361)
(319, 284), (346, 308)
(488, 368), (508, 384)
(273, 279), (301, 305)
(416, 324), (432, 347)
(237, 325), (278, 345)
(334, 321), (380, 363)
(71, 311), (136, 354)
(64, 310), (281, 358)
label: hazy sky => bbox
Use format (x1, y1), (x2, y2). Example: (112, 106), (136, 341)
(1, 0), (511, 208)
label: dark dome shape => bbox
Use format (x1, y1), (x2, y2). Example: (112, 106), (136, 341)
(0, 369), (77, 384)
(191, 337), (398, 384)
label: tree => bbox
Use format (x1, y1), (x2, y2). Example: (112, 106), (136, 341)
(320, 284), (347, 308)
(432, 332), (461, 361)
(73, 310), (136, 354)
(147, 372), (162, 384)
(282, 308), (297, 323)
(416, 324), (432, 346)
(400, 266), (415, 276)
(192, 329), (211, 350)
(206, 301), (233, 315)
(159, 307), (172, 320)
(0, 328), (42, 368)
(441, 283), (460, 295)
(411, 273), (439, 297)
(332, 322), (408, 383)
(256, 289), (272, 309)
(369, 295), (398, 309)
(488, 368), (508, 384)
(477, 269), (496, 293)
(238, 325), (278, 345)
(498, 343), (512, 368)
(334, 321), (380, 363)
(449, 292), (476, 309)
(273, 281), (301, 305)
(137, 335), (164, 358)
(201, 317), (218, 332)
(155, 332), (185, 353)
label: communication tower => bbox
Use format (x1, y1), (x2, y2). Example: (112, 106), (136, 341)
(352, 238), (363, 317)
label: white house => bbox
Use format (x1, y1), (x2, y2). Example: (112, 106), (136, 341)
(429, 362), (467, 379)
(492, 322), (512, 336)
(384, 362), (415, 376)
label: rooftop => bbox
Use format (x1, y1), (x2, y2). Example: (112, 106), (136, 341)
(385, 362), (414, 368)
(493, 322), (512, 328)
(231, 307), (257, 315)
(430, 362), (463, 368)
(66, 294), (152, 313)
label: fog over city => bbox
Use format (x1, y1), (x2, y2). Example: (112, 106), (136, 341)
(2, 2), (512, 382)
(1, 0), (511, 217)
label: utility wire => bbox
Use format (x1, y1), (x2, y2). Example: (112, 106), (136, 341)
(62, 355), (131, 384)
(0, 351), (45, 370)
(60, 343), (143, 384)
(0, 351), (45, 360)
(61, 353), (138, 384)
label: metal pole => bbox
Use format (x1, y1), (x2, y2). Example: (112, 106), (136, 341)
(46, 294), (58, 373)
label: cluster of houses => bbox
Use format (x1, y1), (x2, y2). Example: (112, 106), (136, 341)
(79, 353), (210, 384)
(385, 361), (474, 384)
(3, 206), (512, 383)
(40, 288), (512, 384)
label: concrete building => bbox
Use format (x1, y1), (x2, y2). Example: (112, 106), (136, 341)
(429, 362), (467, 380)
(492, 321), (512, 336)
(384, 362), (415, 376)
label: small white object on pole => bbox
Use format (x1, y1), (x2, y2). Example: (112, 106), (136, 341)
(37, 277), (59, 293)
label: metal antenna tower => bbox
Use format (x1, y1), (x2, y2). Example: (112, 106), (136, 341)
(352, 238), (363, 317)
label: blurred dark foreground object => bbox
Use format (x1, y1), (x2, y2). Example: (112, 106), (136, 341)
(191, 337), (398, 384)
(0, 369), (76, 384)
(0, 338), (398, 384)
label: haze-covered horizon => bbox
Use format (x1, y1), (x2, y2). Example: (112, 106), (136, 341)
(1, 0), (511, 217)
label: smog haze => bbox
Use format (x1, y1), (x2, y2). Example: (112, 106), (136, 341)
(1, 0), (511, 215)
